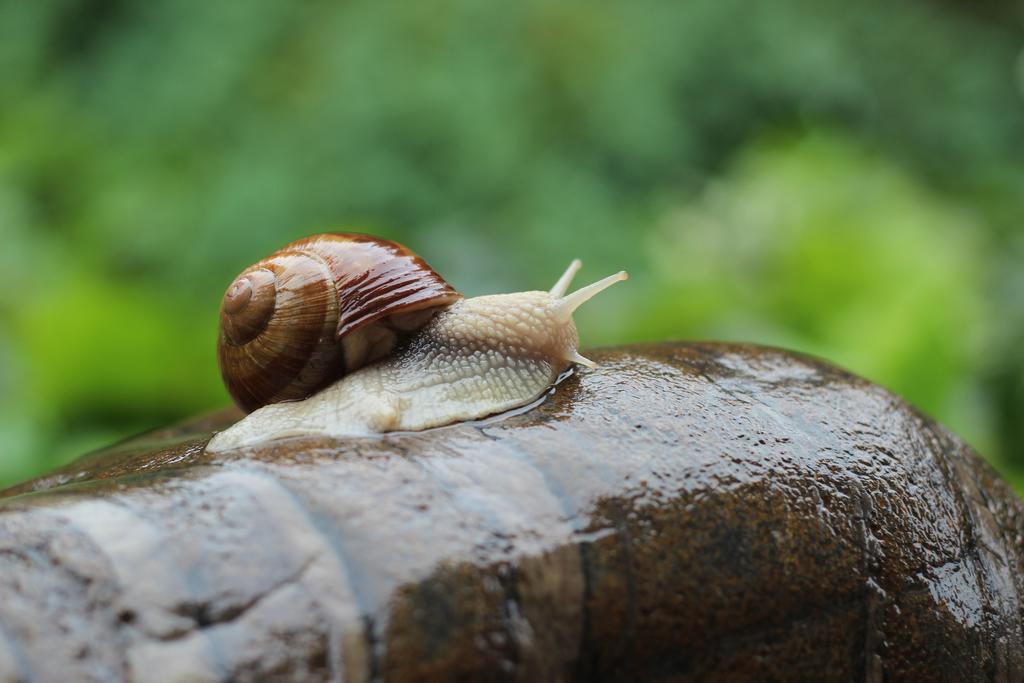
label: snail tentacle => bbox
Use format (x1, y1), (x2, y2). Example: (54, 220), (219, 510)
(549, 259), (583, 297)
(554, 270), (628, 322)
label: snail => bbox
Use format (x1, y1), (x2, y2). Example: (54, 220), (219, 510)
(207, 232), (627, 451)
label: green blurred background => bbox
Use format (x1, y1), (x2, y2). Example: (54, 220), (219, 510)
(1, 0), (1022, 489)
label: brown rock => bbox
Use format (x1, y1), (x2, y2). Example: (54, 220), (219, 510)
(1, 343), (1022, 682)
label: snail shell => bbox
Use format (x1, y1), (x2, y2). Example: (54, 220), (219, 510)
(217, 233), (461, 412)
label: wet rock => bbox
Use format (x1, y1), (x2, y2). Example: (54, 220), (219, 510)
(1, 342), (1022, 682)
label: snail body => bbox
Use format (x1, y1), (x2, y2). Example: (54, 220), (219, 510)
(209, 235), (626, 451)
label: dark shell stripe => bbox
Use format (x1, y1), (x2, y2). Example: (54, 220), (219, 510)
(220, 267), (277, 346)
(3, 343), (1024, 681)
(219, 252), (340, 412)
(280, 234), (458, 339)
(253, 252), (344, 404)
(334, 264), (458, 339)
(218, 233), (460, 413)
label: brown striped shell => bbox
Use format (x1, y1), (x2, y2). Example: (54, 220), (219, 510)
(217, 233), (462, 412)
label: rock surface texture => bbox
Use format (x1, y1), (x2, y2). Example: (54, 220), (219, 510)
(1, 343), (1023, 682)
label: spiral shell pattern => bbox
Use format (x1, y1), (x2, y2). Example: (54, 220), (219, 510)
(218, 233), (461, 412)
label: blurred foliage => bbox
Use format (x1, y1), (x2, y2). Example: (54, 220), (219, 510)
(0, 0), (1022, 488)
(641, 133), (996, 455)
